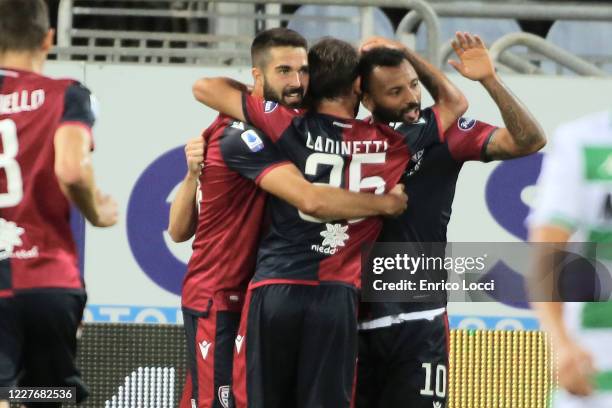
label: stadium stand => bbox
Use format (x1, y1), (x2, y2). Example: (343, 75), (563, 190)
(413, 17), (526, 72)
(415, 17), (522, 52)
(287, 5), (394, 44)
(50, 0), (612, 77)
(544, 20), (612, 74)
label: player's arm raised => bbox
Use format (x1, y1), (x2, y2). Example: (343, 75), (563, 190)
(260, 164), (407, 220)
(449, 32), (546, 160)
(192, 77), (249, 122)
(361, 36), (468, 132)
(54, 125), (118, 227)
(168, 136), (204, 242)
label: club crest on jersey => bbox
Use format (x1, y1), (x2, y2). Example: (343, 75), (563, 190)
(458, 117), (476, 131)
(264, 100), (278, 113)
(311, 223), (349, 255)
(241, 130), (264, 152)
(218, 385), (230, 408)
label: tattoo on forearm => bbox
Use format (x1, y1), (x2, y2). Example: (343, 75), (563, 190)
(486, 78), (545, 158)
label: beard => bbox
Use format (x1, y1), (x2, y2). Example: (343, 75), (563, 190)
(263, 81), (304, 109)
(372, 102), (421, 124)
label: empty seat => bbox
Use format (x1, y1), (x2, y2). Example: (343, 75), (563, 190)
(287, 5), (394, 45)
(414, 17), (522, 71)
(416, 17), (522, 50)
(544, 20), (612, 75)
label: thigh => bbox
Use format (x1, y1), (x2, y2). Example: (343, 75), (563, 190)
(355, 329), (386, 408)
(298, 285), (358, 408)
(234, 284), (303, 408)
(18, 292), (88, 404)
(378, 314), (449, 408)
(181, 308), (241, 408)
(213, 311), (240, 408)
(0, 296), (21, 386)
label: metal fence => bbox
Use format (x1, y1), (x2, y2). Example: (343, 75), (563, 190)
(52, 0), (612, 74)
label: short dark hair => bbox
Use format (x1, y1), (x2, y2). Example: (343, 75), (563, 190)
(358, 47), (409, 93)
(251, 28), (307, 69)
(0, 0), (50, 53)
(306, 37), (359, 105)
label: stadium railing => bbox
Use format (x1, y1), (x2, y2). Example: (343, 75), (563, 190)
(53, 0), (612, 75)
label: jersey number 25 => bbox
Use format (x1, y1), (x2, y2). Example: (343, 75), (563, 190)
(299, 152), (386, 223)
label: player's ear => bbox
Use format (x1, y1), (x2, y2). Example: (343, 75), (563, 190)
(41, 29), (55, 54)
(361, 91), (374, 112)
(252, 67), (263, 86)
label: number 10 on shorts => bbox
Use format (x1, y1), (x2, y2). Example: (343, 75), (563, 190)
(420, 362), (447, 398)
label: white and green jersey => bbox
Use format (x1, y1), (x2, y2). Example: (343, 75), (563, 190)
(530, 110), (612, 406)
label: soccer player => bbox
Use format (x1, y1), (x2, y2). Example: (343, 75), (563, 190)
(356, 33), (546, 408)
(171, 29), (408, 408)
(529, 110), (612, 408)
(192, 35), (466, 408)
(0, 0), (118, 406)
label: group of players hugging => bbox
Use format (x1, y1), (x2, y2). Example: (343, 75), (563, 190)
(0, 0), (546, 407)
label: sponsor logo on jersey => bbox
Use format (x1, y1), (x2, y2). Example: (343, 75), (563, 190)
(218, 385), (230, 408)
(241, 130), (264, 152)
(458, 117), (476, 131)
(311, 223), (349, 255)
(199, 340), (212, 360)
(0, 218), (38, 261)
(264, 100), (278, 113)
(235, 335), (244, 354)
(433, 401), (442, 408)
(406, 149), (425, 177)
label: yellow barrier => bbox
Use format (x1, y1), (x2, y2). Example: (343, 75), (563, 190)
(449, 330), (555, 408)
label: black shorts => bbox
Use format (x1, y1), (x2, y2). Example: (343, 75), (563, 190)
(180, 291), (243, 408)
(233, 283), (358, 408)
(0, 291), (88, 407)
(356, 312), (449, 408)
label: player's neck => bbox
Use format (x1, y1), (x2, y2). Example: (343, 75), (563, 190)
(316, 98), (356, 119)
(0, 51), (44, 74)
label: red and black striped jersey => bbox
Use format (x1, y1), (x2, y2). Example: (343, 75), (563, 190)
(369, 116), (498, 317)
(0, 67), (95, 297)
(182, 114), (287, 314)
(220, 94), (426, 289)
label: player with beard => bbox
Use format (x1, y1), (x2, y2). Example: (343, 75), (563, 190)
(355, 33), (546, 408)
(192, 35), (466, 408)
(169, 28), (407, 408)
